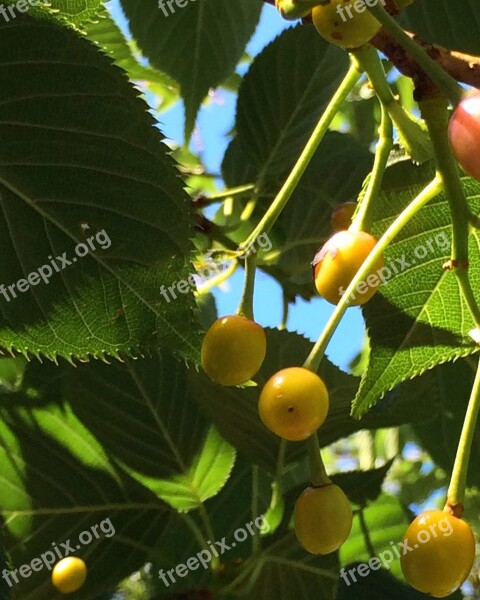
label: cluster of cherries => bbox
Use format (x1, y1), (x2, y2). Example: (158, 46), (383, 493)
(200, 87), (480, 597)
(201, 204), (383, 558)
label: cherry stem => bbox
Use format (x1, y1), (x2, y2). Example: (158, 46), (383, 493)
(365, 3), (464, 106)
(196, 259), (238, 296)
(303, 177), (443, 380)
(350, 101), (392, 232)
(306, 433), (331, 487)
(239, 61), (363, 252)
(419, 96), (480, 330)
(446, 357), (480, 513)
(352, 45), (432, 165)
(197, 183), (256, 205)
(237, 252), (257, 320)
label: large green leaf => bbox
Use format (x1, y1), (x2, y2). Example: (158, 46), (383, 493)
(228, 526), (339, 600)
(412, 358), (480, 487)
(24, 353), (236, 512)
(0, 16), (200, 362)
(223, 23), (350, 187)
(402, 0), (480, 54)
(49, 0), (102, 25)
(149, 457), (272, 596)
(84, 8), (181, 111)
(120, 0), (262, 139)
(353, 173), (480, 417)
(3, 0), (103, 26)
(0, 349), (237, 598)
(335, 564), (447, 600)
(0, 387), (169, 600)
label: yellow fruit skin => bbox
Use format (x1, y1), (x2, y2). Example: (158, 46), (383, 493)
(400, 510), (475, 598)
(294, 484), (353, 554)
(258, 367), (329, 441)
(52, 557), (87, 594)
(313, 230), (384, 305)
(312, 0), (382, 49)
(201, 315), (267, 386)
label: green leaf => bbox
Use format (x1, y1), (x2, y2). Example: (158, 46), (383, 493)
(339, 494), (409, 580)
(25, 352), (236, 512)
(0, 387), (169, 600)
(149, 458), (272, 595)
(335, 563), (445, 600)
(83, 8), (181, 110)
(402, 0), (480, 54)
(223, 24), (350, 186)
(48, 0), (102, 26)
(0, 16), (200, 362)
(120, 0), (262, 139)
(229, 526), (339, 600)
(412, 358), (480, 488)
(0, 532), (12, 600)
(353, 172), (480, 417)
(331, 460), (395, 507)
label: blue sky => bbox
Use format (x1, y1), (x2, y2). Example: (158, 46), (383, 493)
(108, 0), (365, 372)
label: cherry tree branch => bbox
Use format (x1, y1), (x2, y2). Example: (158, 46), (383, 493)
(371, 29), (480, 94)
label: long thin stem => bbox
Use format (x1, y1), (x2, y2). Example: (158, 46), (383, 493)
(196, 259), (238, 295)
(358, 508), (376, 559)
(237, 252), (257, 319)
(420, 96), (480, 330)
(366, 3), (463, 106)
(446, 358), (480, 514)
(240, 61), (363, 251)
(352, 45), (432, 164)
(303, 177), (443, 374)
(198, 184), (256, 204)
(306, 434), (331, 487)
(251, 466), (260, 553)
(351, 102), (393, 232)
(181, 512), (220, 571)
